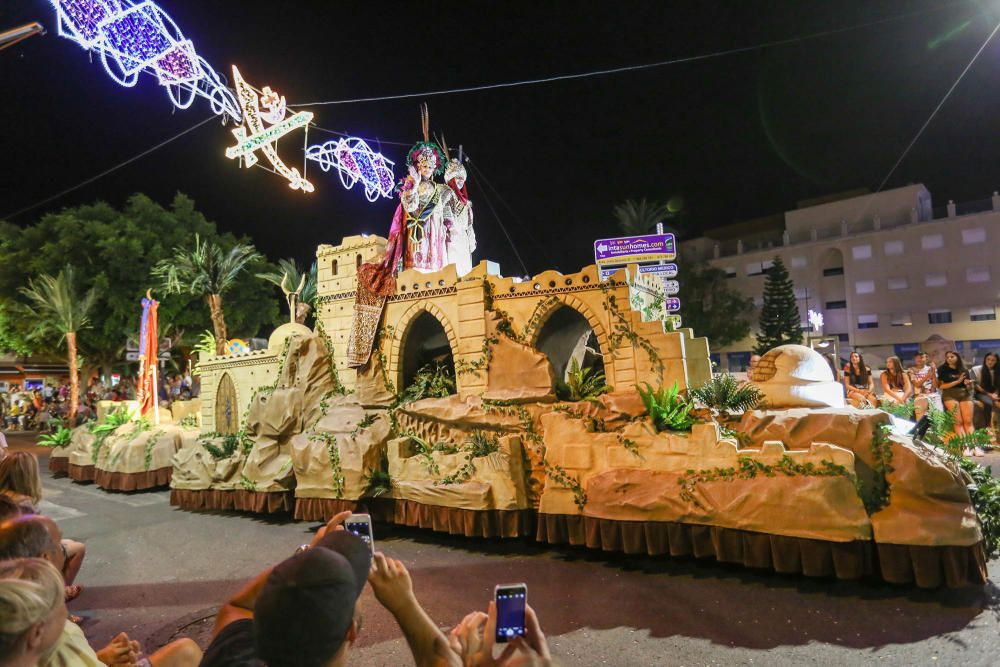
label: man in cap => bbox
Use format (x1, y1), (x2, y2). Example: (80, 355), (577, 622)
(201, 511), (460, 667)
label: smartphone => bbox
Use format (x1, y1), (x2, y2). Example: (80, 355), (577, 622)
(345, 513), (374, 553)
(494, 583), (527, 643)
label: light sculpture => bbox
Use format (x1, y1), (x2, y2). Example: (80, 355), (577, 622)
(49, 0), (240, 121)
(305, 138), (396, 201)
(226, 66), (314, 193)
(808, 309), (824, 333)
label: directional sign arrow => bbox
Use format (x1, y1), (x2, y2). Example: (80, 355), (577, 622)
(664, 297), (681, 312)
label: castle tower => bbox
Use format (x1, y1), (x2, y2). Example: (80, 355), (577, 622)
(315, 235), (387, 392)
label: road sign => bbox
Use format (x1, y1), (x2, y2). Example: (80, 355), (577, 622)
(598, 266), (624, 281)
(594, 233), (676, 265)
(126, 351), (139, 362)
(661, 279), (679, 295)
(664, 297), (681, 312)
(637, 263), (678, 278)
(666, 314), (682, 329)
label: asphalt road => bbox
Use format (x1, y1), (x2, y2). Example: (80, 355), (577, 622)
(8, 433), (1000, 666)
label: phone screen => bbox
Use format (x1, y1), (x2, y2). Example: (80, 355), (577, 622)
(495, 585), (527, 643)
(345, 518), (373, 552)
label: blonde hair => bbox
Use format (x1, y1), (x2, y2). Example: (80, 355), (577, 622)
(0, 558), (64, 658)
(0, 453), (42, 506)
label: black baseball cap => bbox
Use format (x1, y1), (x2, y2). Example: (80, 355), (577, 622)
(254, 531), (372, 667)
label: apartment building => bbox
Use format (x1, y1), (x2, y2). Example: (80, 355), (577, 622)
(681, 184), (1000, 371)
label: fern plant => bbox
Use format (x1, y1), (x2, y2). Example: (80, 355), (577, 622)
(399, 363), (456, 403)
(959, 457), (1000, 560)
(637, 381), (696, 432)
(879, 399), (915, 420)
(555, 358), (612, 402)
(690, 374), (763, 418)
(362, 468), (393, 498)
(38, 426), (73, 448)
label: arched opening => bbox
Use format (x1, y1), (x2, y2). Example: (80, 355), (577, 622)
(356, 254), (362, 270)
(399, 311), (456, 396)
(534, 306), (605, 386)
(332, 259), (338, 275)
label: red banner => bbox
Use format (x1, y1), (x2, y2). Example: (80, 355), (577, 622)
(137, 297), (159, 417)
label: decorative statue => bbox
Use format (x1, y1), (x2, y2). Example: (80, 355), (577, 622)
(381, 105), (475, 276)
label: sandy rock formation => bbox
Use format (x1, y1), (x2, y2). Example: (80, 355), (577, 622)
(750, 344), (845, 408)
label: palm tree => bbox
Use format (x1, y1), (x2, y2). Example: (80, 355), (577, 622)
(613, 198), (670, 236)
(152, 235), (262, 357)
(19, 265), (97, 427)
(256, 258), (317, 325)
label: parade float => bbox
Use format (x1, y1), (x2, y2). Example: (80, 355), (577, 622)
(35, 2), (990, 586)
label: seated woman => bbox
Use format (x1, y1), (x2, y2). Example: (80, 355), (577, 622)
(938, 351), (981, 456)
(975, 351), (1000, 433)
(0, 558), (68, 666)
(0, 452), (86, 600)
(843, 351), (877, 408)
(880, 356), (913, 408)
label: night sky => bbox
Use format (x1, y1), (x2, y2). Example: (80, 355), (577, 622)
(3, 0), (1000, 275)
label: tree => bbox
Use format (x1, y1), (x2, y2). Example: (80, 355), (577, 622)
(256, 259), (317, 325)
(0, 194), (281, 378)
(677, 261), (755, 348)
(18, 265), (96, 426)
(153, 235), (263, 356)
(754, 256), (802, 354)
(613, 198), (669, 236)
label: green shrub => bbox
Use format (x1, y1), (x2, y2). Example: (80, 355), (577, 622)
(690, 373), (763, 417)
(555, 359), (612, 402)
(637, 381), (696, 432)
(399, 363), (456, 404)
(879, 398), (915, 420)
(958, 457), (1000, 560)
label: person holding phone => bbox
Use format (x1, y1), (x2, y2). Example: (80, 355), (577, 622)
(938, 351), (979, 453)
(448, 597), (557, 666)
(201, 511), (461, 667)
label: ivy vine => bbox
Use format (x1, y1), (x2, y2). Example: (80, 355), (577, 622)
(599, 283), (664, 377)
(309, 431), (345, 499)
(858, 424), (894, 514)
(677, 455), (852, 510)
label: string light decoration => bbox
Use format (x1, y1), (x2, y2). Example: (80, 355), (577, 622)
(49, 0), (240, 121)
(305, 138), (396, 201)
(226, 66), (314, 193)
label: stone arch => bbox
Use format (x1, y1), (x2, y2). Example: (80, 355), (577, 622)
(388, 302), (461, 395)
(214, 372), (240, 435)
(526, 295), (612, 383)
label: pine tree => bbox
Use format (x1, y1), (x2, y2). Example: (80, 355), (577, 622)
(754, 256), (802, 354)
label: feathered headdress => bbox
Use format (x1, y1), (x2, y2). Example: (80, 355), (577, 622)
(406, 103), (445, 176)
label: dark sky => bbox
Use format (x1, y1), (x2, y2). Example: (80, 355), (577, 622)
(3, 0), (1000, 275)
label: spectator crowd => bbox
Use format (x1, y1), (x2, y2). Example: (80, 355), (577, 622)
(0, 446), (557, 666)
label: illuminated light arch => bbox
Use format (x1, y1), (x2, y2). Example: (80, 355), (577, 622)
(305, 138), (396, 201)
(50, 0), (241, 121)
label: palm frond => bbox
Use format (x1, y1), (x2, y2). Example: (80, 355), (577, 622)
(18, 264), (96, 340)
(690, 374), (763, 415)
(152, 234), (261, 297)
(613, 198), (670, 236)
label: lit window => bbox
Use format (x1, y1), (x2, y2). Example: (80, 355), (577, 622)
(794, 287), (808, 298)
(857, 314), (878, 329)
(884, 240), (904, 256)
(890, 313), (912, 327)
(924, 273), (947, 287)
(970, 306), (997, 322)
(790, 256), (807, 269)
(928, 309), (952, 324)
(887, 277), (908, 290)
(836, 333), (850, 342)
(966, 267), (991, 283)
(855, 280), (875, 295)
(826, 300), (847, 310)
(921, 234), (943, 250)
(746, 262), (763, 277)
(724, 267), (736, 278)
(962, 228), (986, 245)
(852, 244), (872, 260)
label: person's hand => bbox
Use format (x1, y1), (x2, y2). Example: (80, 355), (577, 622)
(448, 602), (497, 666)
(368, 552), (416, 616)
(495, 606), (553, 667)
(309, 510), (350, 548)
(95, 632), (140, 666)
(408, 165), (421, 188)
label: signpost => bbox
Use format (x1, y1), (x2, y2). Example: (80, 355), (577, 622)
(594, 233), (676, 266)
(594, 229), (681, 328)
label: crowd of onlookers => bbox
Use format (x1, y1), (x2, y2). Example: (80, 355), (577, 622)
(0, 448), (556, 666)
(0, 374), (200, 433)
(747, 347), (1000, 456)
